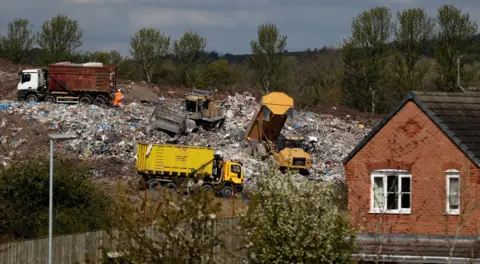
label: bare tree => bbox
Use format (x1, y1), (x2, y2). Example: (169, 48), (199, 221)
(439, 165), (480, 263)
(109, 186), (233, 264)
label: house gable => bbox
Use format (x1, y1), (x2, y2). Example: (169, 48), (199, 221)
(343, 92), (480, 167)
(345, 101), (480, 260)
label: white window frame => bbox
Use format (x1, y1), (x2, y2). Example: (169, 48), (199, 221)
(445, 169), (460, 215)
(370, 169), (411, 214)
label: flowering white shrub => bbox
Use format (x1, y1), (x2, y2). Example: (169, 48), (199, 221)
(240, 161), (356, 264)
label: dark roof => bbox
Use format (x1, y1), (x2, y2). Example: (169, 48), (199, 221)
(343, 91), (480, 166)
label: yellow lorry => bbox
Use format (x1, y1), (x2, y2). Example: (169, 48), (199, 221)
(136, 143), (244, 197)
(244, 91), (311, 175)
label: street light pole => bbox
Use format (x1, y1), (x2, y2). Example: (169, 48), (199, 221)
(457, 55), (465, 92)
(48, 137), (54, 264)
(48, 133), (78, 264)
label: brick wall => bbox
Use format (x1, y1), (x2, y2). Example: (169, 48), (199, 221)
(346, 101), (480, 236)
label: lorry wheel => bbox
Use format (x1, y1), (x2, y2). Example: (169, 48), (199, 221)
(148, 180), (162, 192)
(79, 95), (93, 104)
(164, 182), (177, 192)
(45, 95), (56, 104)
(202, 184), (213, 192)
(93, 96), (107, 105)
(26, 94), (38, 102)
(221, 186), (233, 198)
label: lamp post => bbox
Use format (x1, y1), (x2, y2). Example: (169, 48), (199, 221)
(48, 133), (78, 264)
(457, 55), (465, 92)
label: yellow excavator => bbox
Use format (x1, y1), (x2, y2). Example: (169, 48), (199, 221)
(244, 91), (311, 175)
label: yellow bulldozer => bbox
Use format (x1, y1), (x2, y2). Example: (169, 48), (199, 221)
(244, 91), (311, 175)
(151, 89), (225, 135)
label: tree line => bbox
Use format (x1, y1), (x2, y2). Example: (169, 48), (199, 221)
(0, 4), (479, 114)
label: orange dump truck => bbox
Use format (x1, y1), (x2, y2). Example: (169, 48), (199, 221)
(244, 91), (311, 174)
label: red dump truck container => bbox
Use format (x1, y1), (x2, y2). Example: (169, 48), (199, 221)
(17, 62), (117, 105)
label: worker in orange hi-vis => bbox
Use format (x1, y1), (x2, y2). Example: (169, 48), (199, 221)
(113, 89), (124, 106)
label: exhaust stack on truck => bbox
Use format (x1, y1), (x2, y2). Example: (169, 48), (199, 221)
(17, 62), (116, 105)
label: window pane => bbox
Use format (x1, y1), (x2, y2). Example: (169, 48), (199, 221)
(373, 177), (384, 209)
(387, 176), (398, 193)
(401, 194), (411, 209)
(449, 177), (460, 209)
(401, 177), (410, 192)
(387, 193), (398, 210)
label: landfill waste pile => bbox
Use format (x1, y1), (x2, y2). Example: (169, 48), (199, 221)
(0, 61), (20, 100)
(0, 91), (371, 186)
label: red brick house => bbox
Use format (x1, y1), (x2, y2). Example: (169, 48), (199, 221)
(344, 91), (480, 263)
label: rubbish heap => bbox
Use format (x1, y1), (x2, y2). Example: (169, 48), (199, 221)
(0, 91), (371, 182)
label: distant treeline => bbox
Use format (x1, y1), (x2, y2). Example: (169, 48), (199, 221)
(1, 5), (480, 114)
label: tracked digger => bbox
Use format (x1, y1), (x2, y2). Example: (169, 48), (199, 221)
(150, 88), (225, 135)
(244, 91), (311, 175)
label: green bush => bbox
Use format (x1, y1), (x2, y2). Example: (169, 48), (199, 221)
(0, 158), (112, 242)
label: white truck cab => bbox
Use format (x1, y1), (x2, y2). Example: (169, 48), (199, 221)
(17, 69), (46, 102)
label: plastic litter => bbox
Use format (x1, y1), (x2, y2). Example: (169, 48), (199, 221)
(0, 91), (370, 183)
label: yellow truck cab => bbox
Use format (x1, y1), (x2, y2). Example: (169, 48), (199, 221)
(136, 143), (244, 197)
(218, 160), (244, 196)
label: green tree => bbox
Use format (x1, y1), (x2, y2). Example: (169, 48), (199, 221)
(342, 7), (393, 114)
(240, 163), (355, 263)
(248, 23), (287, 94)
(0, 158), (112, 242)
(0, 19), (36, 63)
(86, 50), (123, 65)
(130, 28), (171, 83)
(435, 4), (478, 91)
(394, 8), (435, 93)
(173, 31), (207, 87)
(292, 51), (343, 106)
(36, 14), (83, 62)
(202, 59), (233, 89)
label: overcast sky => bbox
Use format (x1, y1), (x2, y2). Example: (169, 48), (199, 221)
(0, 0), (478, 55)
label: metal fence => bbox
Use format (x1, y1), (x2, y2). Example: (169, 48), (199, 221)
(0, 218), (242, 264)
